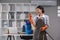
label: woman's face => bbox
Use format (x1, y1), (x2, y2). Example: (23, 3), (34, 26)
(35, 8), (43, 15)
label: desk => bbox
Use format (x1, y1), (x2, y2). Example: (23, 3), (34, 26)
(20, 34), (33, 40)
(3, 33), (33, 40)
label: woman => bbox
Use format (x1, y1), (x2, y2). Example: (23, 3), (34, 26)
(28, 5), (49, 40)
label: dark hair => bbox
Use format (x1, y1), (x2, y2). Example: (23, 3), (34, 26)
(36, 5), (45, 13)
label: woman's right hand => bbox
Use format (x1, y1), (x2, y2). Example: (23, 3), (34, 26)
(28, 13), (35, 27)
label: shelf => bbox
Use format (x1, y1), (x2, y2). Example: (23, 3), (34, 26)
(15, 4), (24, 12)
(24, 12), (29, 18)
(1, 12), (8, 20)
(23, 3), (30, 12)
(15, 3), (37, 12)
(16, 12), (22, 20)
(1, 27), (18, 35)
(16, 20), (24, 32)
(16, 20), (21, 27)
(16, 12), (26, 20)
(30, 4), (37, 12)
(8, 12), (15, 20)
(1, 20), (8, 27)
(9, 4), (15, 12)
(0, 3), (2, 12)
(2, 34), (33, 36)
(1, 4), (10, 12)
(9, 20), (16, 27)
(17, 28), (22, 33)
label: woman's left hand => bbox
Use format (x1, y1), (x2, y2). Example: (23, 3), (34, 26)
(40, 25), (48, 31)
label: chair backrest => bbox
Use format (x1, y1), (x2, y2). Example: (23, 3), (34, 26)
(24, 20), (33, 34)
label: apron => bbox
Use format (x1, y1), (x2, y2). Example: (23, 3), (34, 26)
(33, 18), (47, 40)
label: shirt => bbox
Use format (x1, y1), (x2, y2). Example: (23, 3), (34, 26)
(33, 14), (49, 26)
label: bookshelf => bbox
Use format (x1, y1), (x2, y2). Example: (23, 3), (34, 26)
(0, 3), (37, 36)
(0, 3), (37, 40)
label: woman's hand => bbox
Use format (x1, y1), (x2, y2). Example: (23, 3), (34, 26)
(40, 27), (46, 31)
(40, 25), (48, 31)
(28, 13), (35, 27)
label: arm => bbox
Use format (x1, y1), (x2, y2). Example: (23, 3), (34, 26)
(28, 14), (35, 27)
(41, 16), (49, 31)
(41, 25), (48, 31)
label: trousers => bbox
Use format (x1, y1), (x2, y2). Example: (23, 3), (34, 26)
(33, 28), (47, 40)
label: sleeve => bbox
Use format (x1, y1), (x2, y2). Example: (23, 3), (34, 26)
(33, 16), (37, 23)
(45, 15), (50, 26)
(31, 16), (37, 30)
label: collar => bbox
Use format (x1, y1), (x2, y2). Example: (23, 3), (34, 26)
(37, 14), (45, 18)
